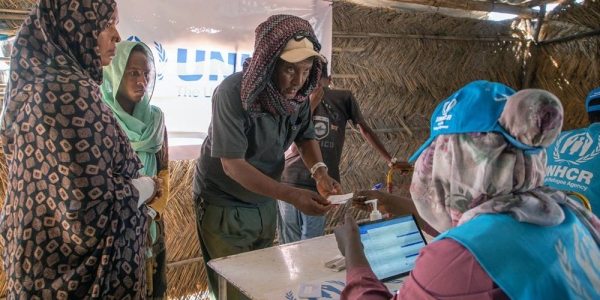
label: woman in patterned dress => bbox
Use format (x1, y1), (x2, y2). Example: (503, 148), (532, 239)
(0, 0), (161, 299)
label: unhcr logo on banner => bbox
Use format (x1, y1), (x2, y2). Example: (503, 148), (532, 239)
(126, 35), (252, 99)
(176, 49), (250, 82)
(127, 36), (168, 81)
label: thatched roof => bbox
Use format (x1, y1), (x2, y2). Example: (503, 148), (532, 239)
(331, 0), (527, 193)
(535, 1), (600, 130)
(0, 0), (566, 39)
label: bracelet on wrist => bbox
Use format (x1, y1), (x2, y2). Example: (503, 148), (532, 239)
(310, 162), (328, 179)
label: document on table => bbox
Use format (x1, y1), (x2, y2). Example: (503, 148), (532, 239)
(328, 193), (354, 205)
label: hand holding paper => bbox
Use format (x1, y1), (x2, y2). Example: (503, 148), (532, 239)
(327, 193), (354, 205)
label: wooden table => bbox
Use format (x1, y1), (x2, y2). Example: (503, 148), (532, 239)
(208, 234), (406, 300)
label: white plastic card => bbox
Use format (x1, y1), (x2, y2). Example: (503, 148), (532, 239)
(298, 283), (322, 298)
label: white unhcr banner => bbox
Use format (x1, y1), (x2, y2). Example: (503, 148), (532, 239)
(116, 0), (333, 152)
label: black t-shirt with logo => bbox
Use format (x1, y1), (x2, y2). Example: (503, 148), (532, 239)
(281, 87), (365, 190)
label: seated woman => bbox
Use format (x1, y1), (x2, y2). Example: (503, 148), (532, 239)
(101, 41), (170, 299)
(335, 81), (600, 300)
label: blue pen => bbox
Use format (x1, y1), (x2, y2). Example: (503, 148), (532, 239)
(372, 183), (383, 190)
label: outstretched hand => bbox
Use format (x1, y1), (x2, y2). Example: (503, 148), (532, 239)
(389, 160), (413, 173)
(334, 213), (362, 256)
(315, 174), (342, 199)
(287, 187), (332, 216)
(352, 190), (392, 214)
(334, 213), (370, 270)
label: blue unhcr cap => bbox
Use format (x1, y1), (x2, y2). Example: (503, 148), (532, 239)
(409, 80), (544, 163)
(586, 87), (600, 113)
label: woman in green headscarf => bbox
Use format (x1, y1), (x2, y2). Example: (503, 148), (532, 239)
(101, 41), (170, 299)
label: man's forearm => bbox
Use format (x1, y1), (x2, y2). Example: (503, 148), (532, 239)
(296, 139), (324, 171)
(358, 123), (392, 163)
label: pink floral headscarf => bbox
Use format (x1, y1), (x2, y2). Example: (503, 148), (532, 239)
(410, 89), (600, 242)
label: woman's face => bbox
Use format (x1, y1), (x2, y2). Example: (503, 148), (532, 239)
(117, 50), (152, 104)
(97, 7), (121, 66)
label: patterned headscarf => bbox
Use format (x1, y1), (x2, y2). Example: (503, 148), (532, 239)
(241, 14), (322, 117)
(0, 1), (148, 298)
(411, 88), (600, 241)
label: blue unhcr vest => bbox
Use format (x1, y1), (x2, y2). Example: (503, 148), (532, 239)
(435, 207), (600, 300)
(545, 123), (600, 213)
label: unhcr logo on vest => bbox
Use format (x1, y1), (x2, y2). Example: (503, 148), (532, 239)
(552, 131), (600, 166)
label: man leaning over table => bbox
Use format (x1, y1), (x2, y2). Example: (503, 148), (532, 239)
(192, 14), (341, 300)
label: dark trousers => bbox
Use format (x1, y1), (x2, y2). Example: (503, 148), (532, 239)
(194, 196), (276, 300)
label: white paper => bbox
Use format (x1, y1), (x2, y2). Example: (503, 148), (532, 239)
(327, 193), (354, 205)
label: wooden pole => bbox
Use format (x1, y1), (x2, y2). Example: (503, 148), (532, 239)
(364, 0), (538, 17)
(331, 74), (359, 79)
(523, 5), (546, 89)
(332, 47), (365, 53)
(0, 14), (28, 21)
(333, 31), (520, 42)
(539, 29), (600, 45)
(526, 0), (561, 7)
(0, 9), (29, 14)
(166, 256), (204, 269)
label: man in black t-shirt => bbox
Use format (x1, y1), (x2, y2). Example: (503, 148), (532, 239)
(278, 63), (407, 244)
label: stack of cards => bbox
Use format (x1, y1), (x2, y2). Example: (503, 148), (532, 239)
(324, 254), (346, 272)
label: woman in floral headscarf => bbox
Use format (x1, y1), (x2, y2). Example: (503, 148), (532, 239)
(335, 85), (600, 300)
(0, 1), (161, 298)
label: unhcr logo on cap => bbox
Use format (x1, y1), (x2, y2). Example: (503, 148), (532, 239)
(553, 131), (600, 165)
(434, 98), (457, 129)
(442, 98), (457, 116)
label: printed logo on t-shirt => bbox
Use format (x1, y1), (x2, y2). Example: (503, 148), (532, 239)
(314, 115), (329, 140)
(552, 132), (600, 165)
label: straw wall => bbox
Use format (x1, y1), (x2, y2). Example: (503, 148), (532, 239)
(330, 1), (525, 197)
(533, 1), (600, 130)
